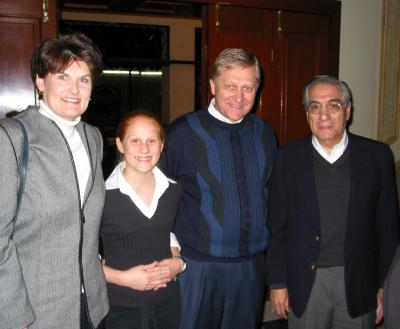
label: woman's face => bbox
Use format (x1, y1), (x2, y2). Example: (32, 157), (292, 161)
(36, 60), (92, 121)
(116, 117), (164, 175)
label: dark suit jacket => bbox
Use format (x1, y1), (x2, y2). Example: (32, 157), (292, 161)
(266, 133), (399, 318)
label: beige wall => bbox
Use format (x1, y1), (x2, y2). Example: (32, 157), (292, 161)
(339, 0), (382, 140)
(339, 0), (400, 161)
(339, 0), (400, 202)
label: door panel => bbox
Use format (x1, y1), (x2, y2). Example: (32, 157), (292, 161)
(271, 12), (331, 144)
(205, 5), (274, 120)
(0, 17), (40, 114)
(0, 0), (42, 15)
(204, 4), (339, 145)
(0, 0), (57, 117)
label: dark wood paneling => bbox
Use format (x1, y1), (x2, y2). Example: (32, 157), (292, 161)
(0, 0), (57, 117)
(204, 3), (340, 145)
(168, 0), (340, 14)
(205, 5), (275, 119)
(0, 17), (39, 115)
(0, 0), (42, 17)
(42, 0), (58, 40)
(269, 12), (331, 144)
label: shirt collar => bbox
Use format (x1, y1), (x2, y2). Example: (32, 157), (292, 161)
(312, 130), (349, 164)
(208, 98), (244, 124)
(38, 100), (81, 138)
(105, 162), (175, 218)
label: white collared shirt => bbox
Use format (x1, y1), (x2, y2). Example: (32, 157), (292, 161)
(106, 162), (180, 249)
(312, 131), (349, 164)
(208, 98), (244, 124)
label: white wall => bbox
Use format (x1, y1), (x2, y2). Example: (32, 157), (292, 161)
(338, 0), (382, 140)
(339, 0), (400, 162)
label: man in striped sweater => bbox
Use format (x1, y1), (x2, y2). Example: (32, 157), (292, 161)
(160, 48), (277, 329)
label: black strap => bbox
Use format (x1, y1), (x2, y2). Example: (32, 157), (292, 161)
(13, 119), (29, 218)
(0, 118), (28, 229)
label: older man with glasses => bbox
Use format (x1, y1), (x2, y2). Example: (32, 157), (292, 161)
(266, 75), (399, 329)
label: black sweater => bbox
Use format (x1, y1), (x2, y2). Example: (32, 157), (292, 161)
(313, 146), (351, 267)
(100, 182), (183, 307)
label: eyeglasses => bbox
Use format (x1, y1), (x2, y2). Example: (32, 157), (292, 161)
(306, 101), (345, 115)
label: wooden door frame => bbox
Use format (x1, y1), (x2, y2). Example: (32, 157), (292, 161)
(154, 0), (340, 14)
(201, 0), (340, 75)
(0, 0), (57, 116)
(200, 0), (341, 144)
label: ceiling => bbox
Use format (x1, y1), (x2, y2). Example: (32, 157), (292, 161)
(59, 0), (203, 17)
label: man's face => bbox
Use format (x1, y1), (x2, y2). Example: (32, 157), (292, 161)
(210, 66), (258, 122)
(306, 83), (351, 151)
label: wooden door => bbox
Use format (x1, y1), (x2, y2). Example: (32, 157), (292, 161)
(268, 11), (333, 144)
(204, 3), (340, 145)
(0, 0), (57, 118)
(203, 5), (275, 120)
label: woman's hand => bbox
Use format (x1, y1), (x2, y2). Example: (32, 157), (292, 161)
(121, 262), (171, 291)
(102, 261), (171, 291)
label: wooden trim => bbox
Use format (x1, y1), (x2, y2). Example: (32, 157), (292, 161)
(377, 0), (400, 144)
(158, 0), (340, 14)
(41, 0), (58, 39)
(328, 2), (341, 76)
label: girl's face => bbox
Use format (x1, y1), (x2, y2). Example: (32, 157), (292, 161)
(116, 116), (164, 175)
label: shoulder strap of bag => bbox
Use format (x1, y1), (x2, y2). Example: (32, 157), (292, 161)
(0, 118), (29, 222)
(13, 119), (29, 216)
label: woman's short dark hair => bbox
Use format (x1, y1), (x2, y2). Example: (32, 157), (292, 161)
(31, 32), (103, 89)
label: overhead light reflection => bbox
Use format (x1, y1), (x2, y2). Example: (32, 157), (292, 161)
(102, 70), (161, 76)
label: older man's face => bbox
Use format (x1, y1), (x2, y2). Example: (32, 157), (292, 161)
(306, 83), (351, 152)
(209, 66), (258, 122)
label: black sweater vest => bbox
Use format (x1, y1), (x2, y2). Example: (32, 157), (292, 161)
(313, 146), (351, 267)
(100, 182), (182, 307)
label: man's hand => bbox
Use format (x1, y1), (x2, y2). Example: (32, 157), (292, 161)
(270, 288), (290, 320)
(375, 288), (384, 324)
(156, 258), (182, 280)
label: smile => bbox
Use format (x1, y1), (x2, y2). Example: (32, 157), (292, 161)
(134, 156), (152, 161)
(62, 97), (80, 103)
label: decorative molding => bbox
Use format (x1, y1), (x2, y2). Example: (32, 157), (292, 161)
(377, 0), (400, 144)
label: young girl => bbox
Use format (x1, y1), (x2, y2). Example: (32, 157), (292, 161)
(100, 111), (185, 329)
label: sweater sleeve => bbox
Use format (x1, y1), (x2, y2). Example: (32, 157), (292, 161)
(159, 118), (187, 179)
(0, 122), (35, 328)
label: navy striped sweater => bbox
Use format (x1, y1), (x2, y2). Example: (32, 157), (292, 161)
(160, 109), (277, 261)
